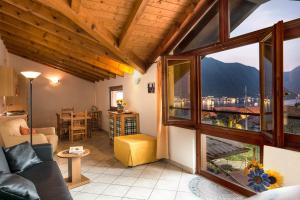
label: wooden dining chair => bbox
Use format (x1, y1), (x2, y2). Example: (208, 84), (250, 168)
(61, 107), (74, 114)
(69, 111), (88, 142)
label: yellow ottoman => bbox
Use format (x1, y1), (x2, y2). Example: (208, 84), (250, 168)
(114, 134), (157, 167)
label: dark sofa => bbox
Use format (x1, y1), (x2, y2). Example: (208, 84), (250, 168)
(0, 144), (72, 200)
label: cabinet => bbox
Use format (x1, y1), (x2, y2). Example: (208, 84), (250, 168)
(109, 112), (140, 142)
(0, 67), (18, 96)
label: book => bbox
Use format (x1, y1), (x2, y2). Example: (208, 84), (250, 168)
(69, 146), (84, 154)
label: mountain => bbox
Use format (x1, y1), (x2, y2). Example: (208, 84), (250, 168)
(202, 57), (260, 98)
(201, 57), (300, 98)
(284, 67), (300, 97)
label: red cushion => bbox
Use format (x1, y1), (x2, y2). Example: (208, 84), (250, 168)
(20, 126), (37, 135)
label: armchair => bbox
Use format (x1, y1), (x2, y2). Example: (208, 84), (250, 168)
(0, 118), (58, 152)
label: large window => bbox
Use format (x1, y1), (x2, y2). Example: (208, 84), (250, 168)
(174, 1), (219, 54)
(201, 44), (260, 132)
(162, 0), (300, 195)
(284, 38), (300, 135)
(230, 0), (300, 38)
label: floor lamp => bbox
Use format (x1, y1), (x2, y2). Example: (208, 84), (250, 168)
(21, 71), (41, 145)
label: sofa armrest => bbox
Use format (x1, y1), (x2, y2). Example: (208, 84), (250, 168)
(3, 134), (48, 148)
(35, 127), (56, 135)
(33, 143), (53, 161)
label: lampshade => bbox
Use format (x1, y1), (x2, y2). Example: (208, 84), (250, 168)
(21, 71), (41, 79)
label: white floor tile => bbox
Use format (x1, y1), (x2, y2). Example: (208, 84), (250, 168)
(71, 185), (87, 192)
(102, 185), (130, 197)
(133, 178), (157, 188)
(81, 182), (109, 194)
(113, 176), (138, 186)
(104, 168), (125, 176)
(140, 168), (162, 180)
(121, 168), (143, 177)
(124, 187), (152, 200)
(175, 192), (203, 200)
(83, 172), (100, 181)
(155, 179), (179, 191)
(73, 192), (99, 200)
(148, 189), (177, 200)
(88, 165), (109, 174)
(96, 195), (122, 200)
(94, 174), (118, 184)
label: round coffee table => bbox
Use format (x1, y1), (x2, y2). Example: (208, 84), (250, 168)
(57, 149), (90, 189)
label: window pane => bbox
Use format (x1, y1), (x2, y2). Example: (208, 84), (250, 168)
(201, 134), (260, 191)
(284, 38), (300, 135)
(261, 36), (274, 134)
(167, 59), (191, 120)
(230, 0), (300, 38)
(174, 1), (219, 53)
(111, 91), (123, 108)
(201, 44), (260, 131)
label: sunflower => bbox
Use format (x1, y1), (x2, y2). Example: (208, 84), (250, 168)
(244, 160), (263, 175)
(265, 170), (283, 190)
(248, 168), (270, 192)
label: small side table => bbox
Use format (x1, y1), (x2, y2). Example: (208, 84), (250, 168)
(57, 149), (90, 189)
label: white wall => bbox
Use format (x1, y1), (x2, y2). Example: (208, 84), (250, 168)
(169, 126), (196, 173)
(95, 64), (157, 136)
(7, 53), (96, 128)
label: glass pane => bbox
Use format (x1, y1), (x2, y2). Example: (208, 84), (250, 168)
(284, 38), (300, 135)
(201, 134), (260, 191)
(167, 59), (191, 120)
(174, 1), (219, 53)
(230, 0), (300, 38)
(201, 44), (260, 131)
(261, 36), (274, 133)
(111, 90), (123, 107)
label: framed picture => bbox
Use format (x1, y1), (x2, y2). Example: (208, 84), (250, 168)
(148, 82), (155, 93)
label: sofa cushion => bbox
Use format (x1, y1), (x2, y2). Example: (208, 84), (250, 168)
(0, 148), (10, 174)
(0, 118), (28, 137)
(20, 127), (37, 135)
(0, 173), (40, 200)
(19, 161), (72, 200)
(4, 142), (42, 173)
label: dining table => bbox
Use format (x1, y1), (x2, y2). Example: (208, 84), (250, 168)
(56, 113), (92, 139)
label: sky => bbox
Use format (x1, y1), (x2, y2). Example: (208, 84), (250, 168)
(209, 0), (300, 71)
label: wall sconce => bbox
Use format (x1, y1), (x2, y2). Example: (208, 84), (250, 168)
(133, 70), (141, 85)
(49, 77), (61, 86)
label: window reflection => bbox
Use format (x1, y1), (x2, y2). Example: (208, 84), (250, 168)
(167, 60), (191, 120)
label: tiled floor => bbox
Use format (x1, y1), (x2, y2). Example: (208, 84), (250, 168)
(54, 132), (245, 200)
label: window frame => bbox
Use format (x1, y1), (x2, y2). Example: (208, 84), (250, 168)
(109, 85), (123, 111)
(162, 55), (197, 127)
(162, 0), (300, 195)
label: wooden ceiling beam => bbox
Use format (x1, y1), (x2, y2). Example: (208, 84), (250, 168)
(146, 0), (215, 67)
(1, 35), (108, 79)
(118, 0), (149, 49)
(5, 44), (101, 82)
(0, 30), (117, 78)
(6, 48), (99, 82)
(0, 12), (126, 70)
(69, 0), (81, 13)
(35, 0), (146, 73)
(1, 0), (96, 42)
(0, 21), (124, 76)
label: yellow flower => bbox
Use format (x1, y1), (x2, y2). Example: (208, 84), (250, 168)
(244, 160), (263, 175)
(266, 170), (283, 190)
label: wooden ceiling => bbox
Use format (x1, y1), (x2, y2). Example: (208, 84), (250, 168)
(0, 0), (212, 82)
